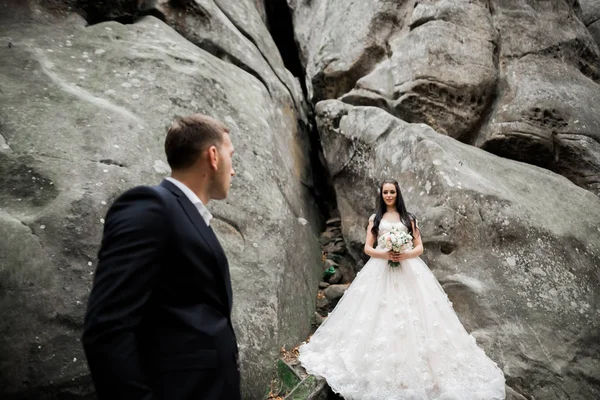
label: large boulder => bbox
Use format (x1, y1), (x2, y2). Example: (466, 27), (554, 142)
(0, 6), (322, 399)
(477, 0), (600, 196)
(288, 0), (600, 196)
(286, 0), (405, 102)
(580, 0), (600, 46)
(343, 0), (498, 141)
(316, 100), (600, 400)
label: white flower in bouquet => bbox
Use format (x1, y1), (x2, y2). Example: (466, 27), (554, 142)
(377, 227), (413, 267)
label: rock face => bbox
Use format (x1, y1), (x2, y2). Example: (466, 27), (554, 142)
(288, 0), (600, 196)
(478, 0), (600, 196)
(0, 2), (322, 398)
(4, 0), (600, 399)
(580, 0), (600, 46)
(316, 100), (600, 399)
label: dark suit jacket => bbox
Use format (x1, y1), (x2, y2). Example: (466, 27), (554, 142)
(82, 180), (240, 400)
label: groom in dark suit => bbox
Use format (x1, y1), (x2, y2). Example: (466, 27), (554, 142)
(82, 114), (240, 400)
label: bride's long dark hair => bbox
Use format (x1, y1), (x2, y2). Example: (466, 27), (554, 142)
(371, 179), (419, 240)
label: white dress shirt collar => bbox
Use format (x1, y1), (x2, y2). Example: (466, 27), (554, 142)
(166, 177), (213, 226)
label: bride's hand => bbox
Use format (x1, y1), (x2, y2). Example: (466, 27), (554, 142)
(389, 252), (401, 262)
(396, 251), (413, 261)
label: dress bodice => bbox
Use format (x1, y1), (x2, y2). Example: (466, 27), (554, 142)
(370, 214), (408, 238)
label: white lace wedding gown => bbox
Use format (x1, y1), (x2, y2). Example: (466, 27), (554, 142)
(298, 218), (506, 400)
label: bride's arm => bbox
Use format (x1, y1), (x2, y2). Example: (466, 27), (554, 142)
(364, 219), (394, 260)
(398, 219), (424, 260)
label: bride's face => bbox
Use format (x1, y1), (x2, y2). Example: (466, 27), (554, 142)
(381, 183), (397, 208)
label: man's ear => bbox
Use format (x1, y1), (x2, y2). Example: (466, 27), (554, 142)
(208, 145), (219, 171)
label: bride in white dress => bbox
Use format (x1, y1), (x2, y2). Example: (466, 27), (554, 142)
(298, 180), (506, 400)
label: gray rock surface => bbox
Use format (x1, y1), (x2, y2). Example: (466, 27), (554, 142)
(289, 0), (600, 196)
(316, 100), (600, 399)
(478, 0), (600, 196)
(147, 0), (306, 112)
(287, 0), (410, 102)
(580, 0), (600, 45)
(0, 6), (322, 399)
(4, 0), (600, 399)
(344, 0), (498, 141)
(323, 284), (349, 301)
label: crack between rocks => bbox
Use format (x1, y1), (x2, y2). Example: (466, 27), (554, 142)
(374, 119), (396, 143)
(98, 159), (127, 167)
(586, 16), (600, 27)
(212, 214), (246, 245)
(409, 16), (435, 31)
(331, 141), (358, 180)
(348, 86), (389, 100)
(485, 126), (600, 149)
(485, 129), (554, 145)
(568, 175), (600, 185)
(394, 76), (461, 94)
(555, 132), (600, 143)
(211, 1), (297, 104)
(141, 3), (279, 100)
(0, 131), (13, 152)
(408, 9), (492, 37)
(477, 207), (485, 223)
(503, 39), (600, 81)
(507, 49), (544, 61)
(194, 37), (275, 98)
(2, 208), (46, 251)
(394, 92), (478, 123)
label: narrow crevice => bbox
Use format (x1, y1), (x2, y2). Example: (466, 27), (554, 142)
(98, 159), (126, 167)
(211, 1), (296, 104)
(77, 1), (137, 26)
(586, 16), (600, 27)
(330, 141), (358, 181)
(0, 130), (13, 152)
(80, 2), (167, 26)
(264, 0), (308, 98)
(193, 37), (276, 98)
(302, 119), (338, 220)
(140, 7), (167, 23)
(264, 0), (337, 220)
(409, 16), (435, 31)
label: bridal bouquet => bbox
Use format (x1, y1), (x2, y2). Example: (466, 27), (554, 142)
(377, 227), (413, 267)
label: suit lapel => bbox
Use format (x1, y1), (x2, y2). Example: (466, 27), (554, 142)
(160, 180), (232, 313)
(206, 225), (233, 312)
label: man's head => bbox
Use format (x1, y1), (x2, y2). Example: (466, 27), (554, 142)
(165, 113), (235, 201)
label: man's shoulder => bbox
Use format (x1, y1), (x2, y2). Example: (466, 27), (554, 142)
(118, 182), (173, 199)
(104, 184), (173, 224)
(110, 183), (177, 212)
(116, 184), (159, 199)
